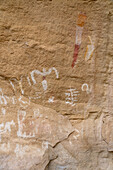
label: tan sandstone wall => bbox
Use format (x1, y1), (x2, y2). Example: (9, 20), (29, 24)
(0, 0), (113, 169)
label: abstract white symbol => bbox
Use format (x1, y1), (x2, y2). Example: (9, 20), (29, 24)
(65, 88), (79, 106)
(81, 83), (91, 94)
(48, 97), (54, 103)
(73, 128), (80, 140)
(30, 67), (59, 91)
(85, 36), (95, 61)
(42, 141), (49, 150)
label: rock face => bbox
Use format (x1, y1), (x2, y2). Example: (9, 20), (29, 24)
(0, 0), (113, 169)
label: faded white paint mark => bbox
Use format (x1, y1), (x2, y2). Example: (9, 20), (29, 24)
(97, 113), (104, 141)
(14, 144), (29, 158)
(85, 36), (95, 61)
(18, 96), (30, 109)
(0, 142), (10, 151)
(19, 77), (24, 95)
(29, 92), (41, 101)
(0, 88), (7, 105)
(69, 140), (72, 145)
(48, 97), (54, 103)
(73, 128), (80, 140)
(56, 165), (68, 170)
(12, 96), (17, 104)
(75, 128), (80, 133)
(9, 80), (16, 92)
(42, 141), (49, 150)
(10, 77), (24, 95)
(33, 109), (41, 118)
(1, 108), (6, 115)
(25, 42), (28, 46)
(0, 120), (15, 142)
(27, 76), (31, 86)
(73, 134), (80, 140)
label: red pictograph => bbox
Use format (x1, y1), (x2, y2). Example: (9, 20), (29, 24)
(72, 13), (87, 68)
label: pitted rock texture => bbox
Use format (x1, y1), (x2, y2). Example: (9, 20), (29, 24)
(0, 0), (113, 169)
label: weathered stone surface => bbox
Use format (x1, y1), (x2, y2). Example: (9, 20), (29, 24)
(0, 0), (113, 169)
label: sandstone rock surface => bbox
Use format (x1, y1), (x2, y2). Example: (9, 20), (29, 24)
(0, 0), (113, 169)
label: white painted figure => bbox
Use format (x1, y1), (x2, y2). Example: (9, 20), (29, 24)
(17, 110), (35, 138)
(30, 67), (59, 91)
(65, 88), (79, 106)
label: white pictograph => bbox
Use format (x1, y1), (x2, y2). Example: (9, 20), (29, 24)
(0, 88), (7, 105)
(19, 76), (24, 95)
(33, 109), (42, 118)
(0, 120), (15, 141)
(48, 97), (54, 103)
(9, 78), (24, 95)
(14, 144), (29, 158)
(81, 83), (91, 94)
(1, 108), (6, 115)
(0, 142), (10, 151)
(42, 141), (49, 150)
(85, 36), (95, 61)
(9, 79), (17, 92)
(30, 67), (59, 91)
(73, 128), (80, 140)
(18, 96), (30, 109)
(27, 76), (32, 86)
(42, 79), (48, 91)
(0, 88), (30, 108)
(17, 110), (35, 138)
(65, 88), (79, 106)
(29, 92), (41, 101)
(12, 96), (17, 105)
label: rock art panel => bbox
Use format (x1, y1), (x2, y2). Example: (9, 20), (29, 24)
(0, 0), (112, 169)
